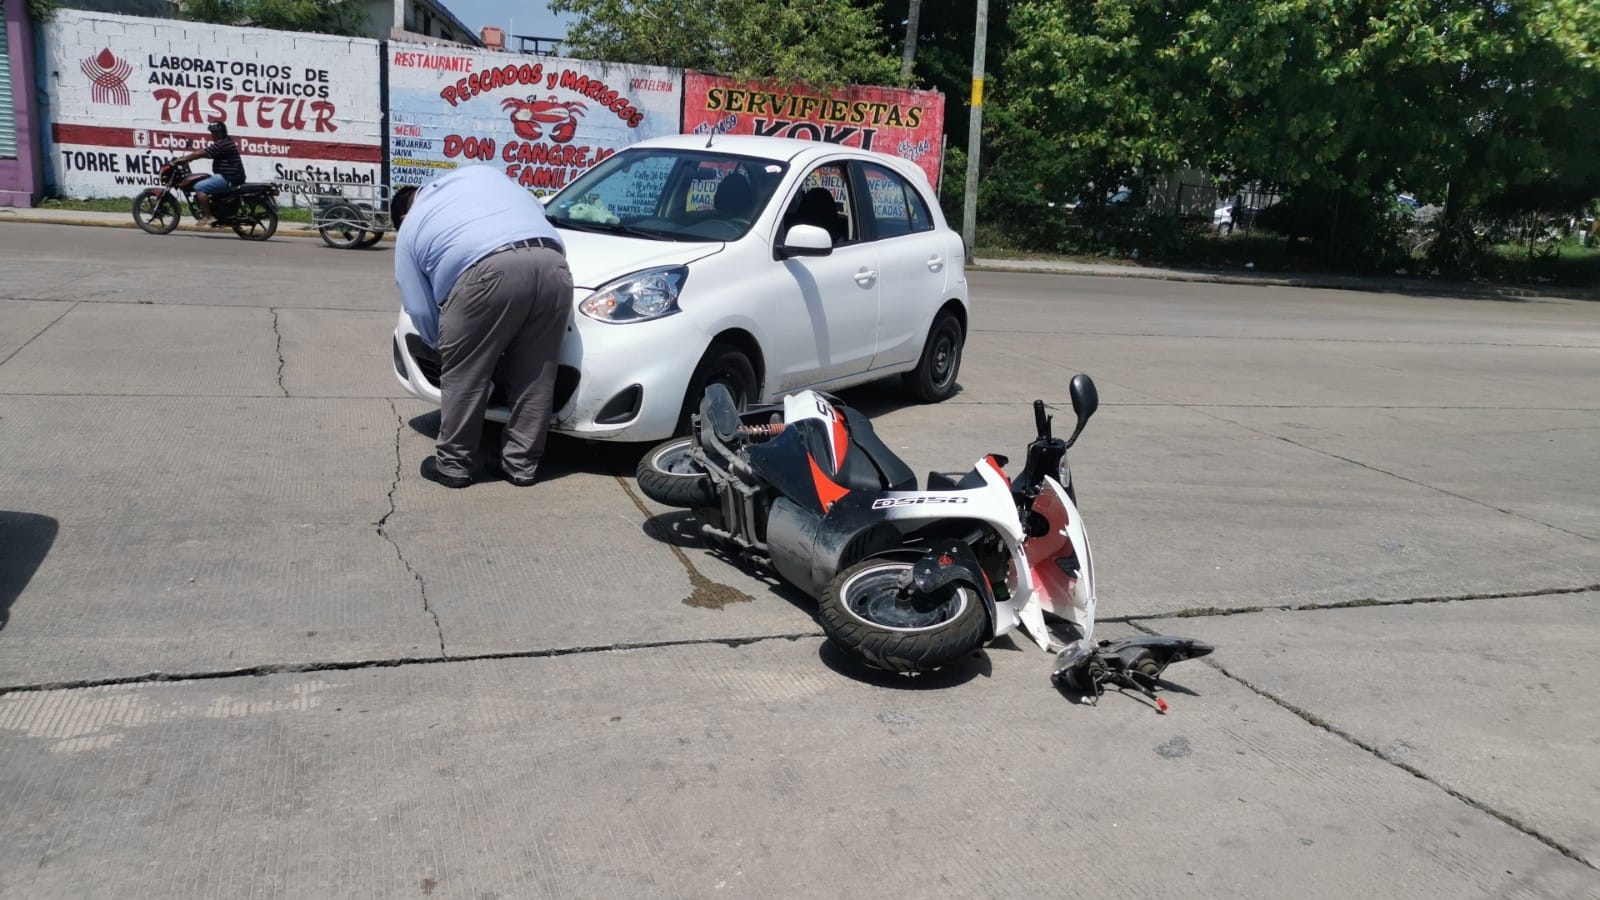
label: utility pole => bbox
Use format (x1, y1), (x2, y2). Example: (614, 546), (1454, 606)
(962, 0), (988, 264)
(900, 0), (923, 79)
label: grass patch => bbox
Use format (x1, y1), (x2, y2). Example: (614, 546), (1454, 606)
(1174, 605), (1263, 617)
(39, 196), (315, 224)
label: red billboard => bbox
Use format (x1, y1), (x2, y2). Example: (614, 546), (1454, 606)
(681, 72), (945, 188)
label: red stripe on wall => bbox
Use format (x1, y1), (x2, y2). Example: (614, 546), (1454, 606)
(52, 123), (382, 163)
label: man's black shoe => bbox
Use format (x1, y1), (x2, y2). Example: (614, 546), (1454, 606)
(420, 456), (472, 488)
(488, 457), (537, 487)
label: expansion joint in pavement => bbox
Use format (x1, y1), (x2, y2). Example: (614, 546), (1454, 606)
(1160, 619), (1598, 873)
(1192, 407), (1597, 542)
(0, 300), (78, 369)
(377, 398), (448, 657)
(0, 632), (823, 697)
(1118, 581), (1600, 622)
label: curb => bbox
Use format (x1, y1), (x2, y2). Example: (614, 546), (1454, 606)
(0, 210), (390, 242)
(967, 261), (1595, 303)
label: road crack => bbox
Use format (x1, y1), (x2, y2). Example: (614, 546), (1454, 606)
(270, 307), (288, 397)
(377, 398), (447, 657)
(1166, 625), (1598, 873)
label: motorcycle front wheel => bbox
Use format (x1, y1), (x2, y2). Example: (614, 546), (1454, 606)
(232, 201), (278, 241)
(635, 437), (717, 508)
(132, 192), (181, 235)
(818, 558), (990, 673)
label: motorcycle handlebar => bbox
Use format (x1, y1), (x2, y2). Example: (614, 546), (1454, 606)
(1033, 399), (1051, 439)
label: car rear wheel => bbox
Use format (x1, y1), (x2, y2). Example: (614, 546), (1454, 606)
(904, 310), (964, 403)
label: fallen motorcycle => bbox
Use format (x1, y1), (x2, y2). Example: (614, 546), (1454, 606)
(637, 375), (1213, 695)
(131, 160), (280, 241)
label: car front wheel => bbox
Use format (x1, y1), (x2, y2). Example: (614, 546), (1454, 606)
(680, 341), (757, 435)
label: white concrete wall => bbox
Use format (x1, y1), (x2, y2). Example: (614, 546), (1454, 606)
(41, 10), (383, 201)
(386, 40), (682, 194)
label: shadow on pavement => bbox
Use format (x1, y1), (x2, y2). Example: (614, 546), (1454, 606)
(406, 412), (650, 483)
(817, 639), (991, 689)
(0, 512), (59, 631)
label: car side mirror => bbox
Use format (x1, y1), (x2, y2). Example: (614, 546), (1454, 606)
(1064, 373), (1098, 448)
(776, 224), (833, 260)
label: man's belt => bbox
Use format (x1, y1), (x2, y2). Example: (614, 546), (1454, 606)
(486, 236), (564, 257)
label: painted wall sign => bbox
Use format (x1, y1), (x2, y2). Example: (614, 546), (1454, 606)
(387, 42), (682, 195)
(681, 72), (946, 188)
(40, 10), (382, 199)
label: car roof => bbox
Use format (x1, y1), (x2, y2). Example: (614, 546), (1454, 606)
(625, 134), (932, 187)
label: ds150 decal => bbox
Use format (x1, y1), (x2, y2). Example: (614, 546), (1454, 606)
(871, 496), (971, 509)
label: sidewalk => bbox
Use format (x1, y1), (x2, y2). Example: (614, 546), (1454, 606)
(4, 204), (1594, 301)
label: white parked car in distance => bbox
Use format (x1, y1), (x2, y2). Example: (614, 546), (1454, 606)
(392, 134), (970, 443)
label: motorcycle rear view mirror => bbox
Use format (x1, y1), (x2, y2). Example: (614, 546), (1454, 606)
(1064, 373), (1099, 448)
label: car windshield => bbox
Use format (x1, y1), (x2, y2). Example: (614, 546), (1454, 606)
(546, 148), (788, 242)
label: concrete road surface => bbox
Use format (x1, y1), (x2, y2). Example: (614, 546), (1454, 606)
(1, 222), (1597, 898)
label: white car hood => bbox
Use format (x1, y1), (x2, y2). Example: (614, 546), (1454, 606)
(557, 228), (726, 291)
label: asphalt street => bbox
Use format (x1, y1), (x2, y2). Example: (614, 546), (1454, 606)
(1, 221), (1597, 898)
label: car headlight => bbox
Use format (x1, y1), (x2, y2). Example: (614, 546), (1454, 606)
(579, 266), (688, 323)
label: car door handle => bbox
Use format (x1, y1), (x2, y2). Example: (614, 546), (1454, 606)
(854, 268), (878, 286)
(927, 255), (944, 272)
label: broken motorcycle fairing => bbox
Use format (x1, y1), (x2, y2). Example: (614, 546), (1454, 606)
(637, 373), (1209, 689)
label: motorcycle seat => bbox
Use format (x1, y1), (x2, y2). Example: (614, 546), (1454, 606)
(237, 183), (276, 193)
(836, 407), (916, 492)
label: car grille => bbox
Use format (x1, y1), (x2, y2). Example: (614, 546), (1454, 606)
(404, 333), (580, 411)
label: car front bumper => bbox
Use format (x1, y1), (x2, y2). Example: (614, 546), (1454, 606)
(391, 308), (704, 443)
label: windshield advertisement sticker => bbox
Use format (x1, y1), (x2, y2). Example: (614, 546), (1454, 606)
(681, 73), (946, 188)
(39, 11), (382, 200)
(387, 43), (682, 195)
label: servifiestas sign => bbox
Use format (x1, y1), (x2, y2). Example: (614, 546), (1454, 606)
(681, 73), (945, 188)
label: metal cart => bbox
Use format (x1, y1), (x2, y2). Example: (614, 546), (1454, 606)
(309, 183), (393, 249)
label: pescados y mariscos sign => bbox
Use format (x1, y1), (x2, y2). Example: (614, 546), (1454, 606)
(386, 43), (682, 194)
(39, 10), (382, 199)
(681, 73), (946, 188)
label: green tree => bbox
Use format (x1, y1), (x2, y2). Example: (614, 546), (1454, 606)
(989, 0), (1600, 269)
(548, 0), (903, 86)
(178, 0), (369, 38)
(874, 0), (1016, 158)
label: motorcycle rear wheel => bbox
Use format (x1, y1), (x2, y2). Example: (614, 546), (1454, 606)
(132, 193), (181, 235)
(636, 437), (717, 508)
(232, 201), (279, 241)
(819, 558), (989, 673)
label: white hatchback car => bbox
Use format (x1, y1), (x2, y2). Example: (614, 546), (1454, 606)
(391, 134), (969, 443)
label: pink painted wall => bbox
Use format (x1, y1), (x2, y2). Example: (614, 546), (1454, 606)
(1, 0), (44, 206)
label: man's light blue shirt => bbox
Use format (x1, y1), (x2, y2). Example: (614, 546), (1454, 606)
(394, 165), (565, 347)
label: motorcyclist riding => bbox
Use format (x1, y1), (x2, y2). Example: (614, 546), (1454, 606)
(172, 120), (245, 226)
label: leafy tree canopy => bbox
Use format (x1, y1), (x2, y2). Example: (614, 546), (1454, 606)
(178, 0), (369, 37)
(549, 0), (904, 86)
(990, 0), (1600, 267)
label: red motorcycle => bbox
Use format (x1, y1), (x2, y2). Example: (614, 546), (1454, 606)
(131, 161), (280, 241)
